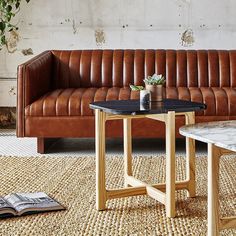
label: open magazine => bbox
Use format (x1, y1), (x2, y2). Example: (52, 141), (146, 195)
(0, 192), (65, 217)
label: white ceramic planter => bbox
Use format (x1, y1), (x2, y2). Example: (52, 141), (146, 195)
(140, 90), (150, 104)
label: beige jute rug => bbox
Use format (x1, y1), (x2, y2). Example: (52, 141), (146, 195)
(0, 155), (235, 236)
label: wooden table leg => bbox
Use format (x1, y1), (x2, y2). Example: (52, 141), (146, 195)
(95, 109), (106, 210)
(165, 111), (176, 217)
(208, 143), (221, 236)
(185, 112), (196, 197)
(123, 118), (132, 187)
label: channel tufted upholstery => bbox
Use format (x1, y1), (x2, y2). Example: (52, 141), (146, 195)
(24, 87), (236, 117)
(25, 88), (141, 117)
(50, 50), (236, 88)
(17, 49), (236, 153)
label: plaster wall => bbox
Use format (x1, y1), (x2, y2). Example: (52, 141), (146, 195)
(0, 0), (236, 105)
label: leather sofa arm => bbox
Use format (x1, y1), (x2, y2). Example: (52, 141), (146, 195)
(17, 51), (53, 137)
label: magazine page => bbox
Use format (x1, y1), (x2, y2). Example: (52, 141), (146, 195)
(0, 197), (13, 209)
(0, 197), (16, 215)
(5, 192), (64, 214)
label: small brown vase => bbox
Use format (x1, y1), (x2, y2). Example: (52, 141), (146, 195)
(145, 84), (165, 101)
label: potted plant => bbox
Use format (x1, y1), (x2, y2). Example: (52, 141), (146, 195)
(143, 74), (166, 101)
(129, 85), (150, 104)
(0, 0), (31, 52)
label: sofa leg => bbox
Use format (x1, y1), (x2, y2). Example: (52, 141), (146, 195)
(37, 138), (59, 154)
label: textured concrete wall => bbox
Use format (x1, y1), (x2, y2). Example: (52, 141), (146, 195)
(0, 0), (236, 105)
(0, 79), (17, 107)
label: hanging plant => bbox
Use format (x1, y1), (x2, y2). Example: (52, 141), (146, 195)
(0, 0), (30, 52)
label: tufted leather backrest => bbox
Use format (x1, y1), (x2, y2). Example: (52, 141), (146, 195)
(51, 50), (236, 88)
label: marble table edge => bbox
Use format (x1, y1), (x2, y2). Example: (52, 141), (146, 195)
(179, 120), (236, 153)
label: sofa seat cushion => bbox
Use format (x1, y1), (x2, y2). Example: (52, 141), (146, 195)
(25, 87), (139, 116)
(166, 87), (236, 116)
(25, 87), (236, 117)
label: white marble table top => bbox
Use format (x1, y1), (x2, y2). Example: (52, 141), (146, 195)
(180, 120), (236, 152)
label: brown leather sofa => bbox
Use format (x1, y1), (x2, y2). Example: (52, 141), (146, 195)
(17, 50), (236, 153)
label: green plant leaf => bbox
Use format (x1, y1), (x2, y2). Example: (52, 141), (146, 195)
(1, 1), (7, 8)
(130, 85), (144, 91)
(144, 73), (166, 85)
(0, 22), (6, 32)
(0, 35), (6, 44)
(0, 0), (31, 50)
(6, 5), (13, 13)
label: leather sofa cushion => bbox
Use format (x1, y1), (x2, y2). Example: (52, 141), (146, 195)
(25, 87), (236, 117)
(25, 87), (138, 117)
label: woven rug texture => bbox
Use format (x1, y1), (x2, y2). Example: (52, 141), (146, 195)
(0, 155), (235, 236)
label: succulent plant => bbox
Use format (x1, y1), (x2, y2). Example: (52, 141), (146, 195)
(129, 85), (144, 91)
(144, 74), (166, 85)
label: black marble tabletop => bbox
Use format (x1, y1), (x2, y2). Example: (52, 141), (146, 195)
(90, 99), (206, 115)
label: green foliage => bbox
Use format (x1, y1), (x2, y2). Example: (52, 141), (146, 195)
(144, 74), (166, 85)
(0, 0), (30, 50)
(129, 85), (144, 91)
